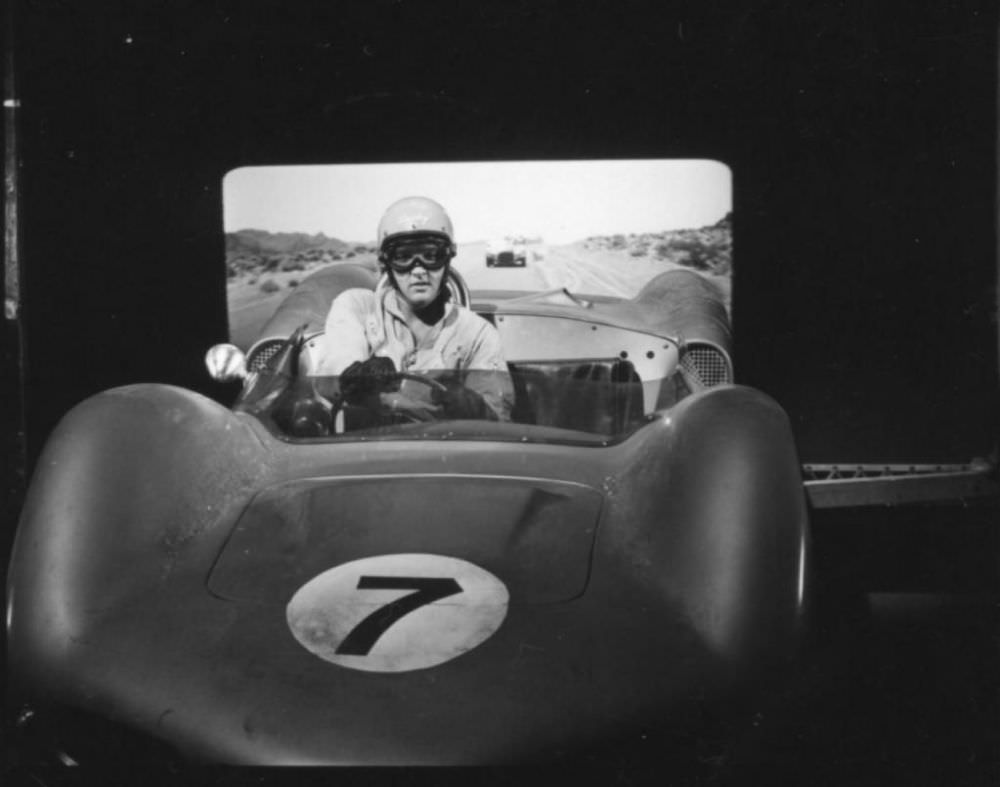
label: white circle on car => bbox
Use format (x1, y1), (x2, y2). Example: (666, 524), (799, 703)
(286, 553), (509, 672)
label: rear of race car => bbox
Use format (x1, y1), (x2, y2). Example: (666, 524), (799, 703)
(6, 373), (808, 765)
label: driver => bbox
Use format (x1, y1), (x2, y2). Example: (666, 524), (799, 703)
(314, 196), (514, 421)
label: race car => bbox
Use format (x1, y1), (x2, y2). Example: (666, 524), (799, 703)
(6, 263), (809, 766)
(485, 237), (527, 267)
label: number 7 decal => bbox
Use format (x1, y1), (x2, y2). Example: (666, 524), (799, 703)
(287, 554), (509, 672)
(336, 576), (463, 656)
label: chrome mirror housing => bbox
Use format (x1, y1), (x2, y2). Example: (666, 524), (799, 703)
(205, 343), (248, 382)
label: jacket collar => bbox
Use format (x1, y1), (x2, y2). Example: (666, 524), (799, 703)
(379, 280), (458, 327)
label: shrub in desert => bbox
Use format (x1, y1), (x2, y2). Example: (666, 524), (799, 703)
(226, 257), (258, 279)
(288, 279), (300, 288)
(658, 235), (731, 274)
(654, 242), (675, 261)
(260, 279), (281, 294)
(710, 253), (732, 276)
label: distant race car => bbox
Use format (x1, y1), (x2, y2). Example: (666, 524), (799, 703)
(6, 263), (809, 766)
(485, 237), (527, 267)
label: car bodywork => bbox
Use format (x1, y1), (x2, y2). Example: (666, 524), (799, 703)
(6, 264), (808, 765)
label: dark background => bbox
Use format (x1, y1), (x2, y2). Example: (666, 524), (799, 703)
(2, 1), (999, 785)
(6, 2), (999, 467)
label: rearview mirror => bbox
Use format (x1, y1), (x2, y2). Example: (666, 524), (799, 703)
(205, 343), (248, 381)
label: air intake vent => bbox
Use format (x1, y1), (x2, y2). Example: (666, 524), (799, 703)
(679, 342), (733, 389)
(246, 339), (286, 373)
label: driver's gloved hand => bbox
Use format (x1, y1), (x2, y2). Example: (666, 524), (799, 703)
(432, 382), (496, 421)
(340, 356), (398, 404)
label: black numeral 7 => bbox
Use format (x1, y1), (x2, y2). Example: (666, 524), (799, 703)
(335, 576), (463, 656)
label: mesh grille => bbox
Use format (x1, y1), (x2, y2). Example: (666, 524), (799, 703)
(246, 340), (285, 373)
(680, 343), (732, 389)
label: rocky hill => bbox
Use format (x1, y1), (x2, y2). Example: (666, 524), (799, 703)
(226, 230), (376, 279)
(582, 213), (732, 276)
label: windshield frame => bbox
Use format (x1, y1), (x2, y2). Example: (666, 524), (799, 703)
(235, 364), (684, 448)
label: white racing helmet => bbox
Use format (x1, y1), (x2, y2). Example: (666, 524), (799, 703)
(376, 196), (457, 263)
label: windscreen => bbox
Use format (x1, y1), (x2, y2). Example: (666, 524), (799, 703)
(235, 365), (692, 446)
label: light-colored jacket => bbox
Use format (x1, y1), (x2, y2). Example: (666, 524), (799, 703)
(316, 283), (514, 419)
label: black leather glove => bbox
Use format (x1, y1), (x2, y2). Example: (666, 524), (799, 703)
(432, 381), (496, 420)
(340, 356), (398, 404)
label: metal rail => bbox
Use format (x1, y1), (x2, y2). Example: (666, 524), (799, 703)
(802, 460), (998, 508)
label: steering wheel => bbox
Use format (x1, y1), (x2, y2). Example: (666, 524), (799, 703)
(378, 372), (450, 422)
(397, 371), (449, 393)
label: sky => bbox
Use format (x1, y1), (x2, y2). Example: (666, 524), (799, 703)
(223, 159), (732, 245)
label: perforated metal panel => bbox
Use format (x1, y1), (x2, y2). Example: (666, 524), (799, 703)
(679, 342), (732, 389)
(246, 340), (285, 373)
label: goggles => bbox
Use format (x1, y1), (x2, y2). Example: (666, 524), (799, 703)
(384, 241), (451, 273)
